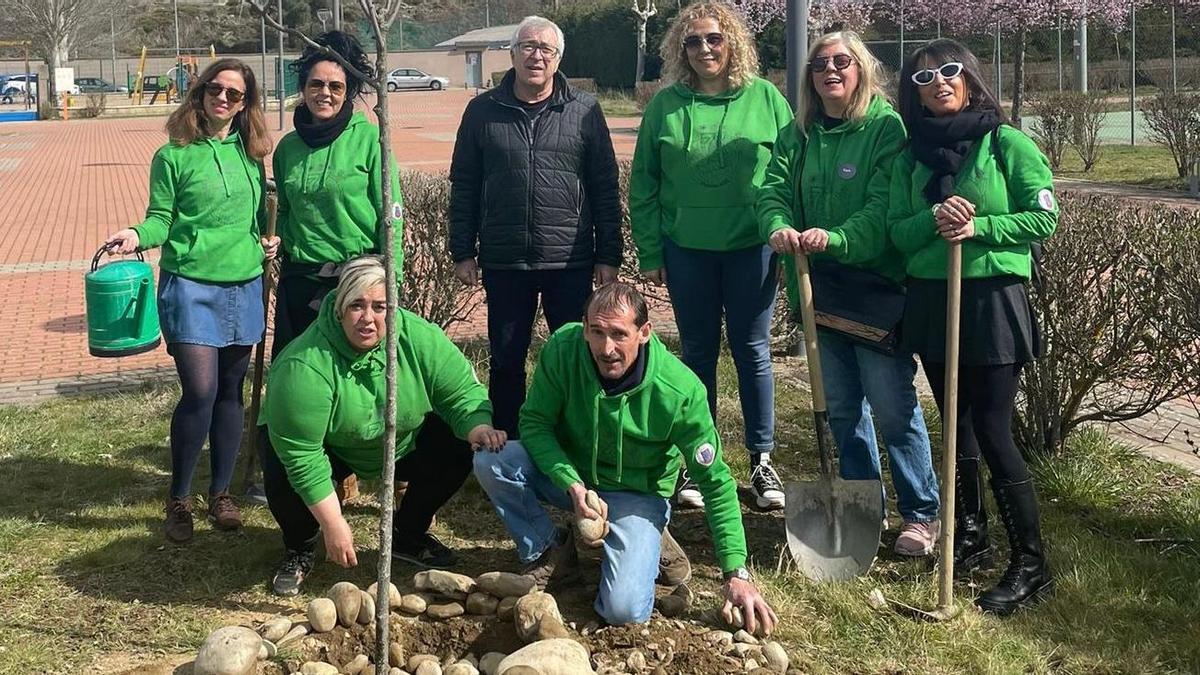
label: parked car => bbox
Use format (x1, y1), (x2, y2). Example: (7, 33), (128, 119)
(75, 77), (128, 94)
(0, 73), (81, 99)
(386, 68), (449, 92)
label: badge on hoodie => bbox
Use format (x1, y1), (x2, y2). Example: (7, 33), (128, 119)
(391, 201), (403, 221)
(1037, 189), (1056, 211)
(695, 442), (716, 467)
(837, 163), (857, 179)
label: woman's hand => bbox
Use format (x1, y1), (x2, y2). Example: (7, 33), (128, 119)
(935, 196), (975, 226)
(768, 229), (803, 255)
(643, 268), (667, 286)
(322, 515), (358, 568)
(468, 424), (507, 452)
(798, 228), (830, 253)
(104, 229), (140, 255)
(261, 235), (281, 261)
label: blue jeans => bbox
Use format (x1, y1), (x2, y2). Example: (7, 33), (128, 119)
(473, 441), (670, 625)
(819, 330), (940, 523)
(663, 239), (777, 453)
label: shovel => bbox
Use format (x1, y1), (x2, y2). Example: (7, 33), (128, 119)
(239, 180), (278, 494)
(784, 253), (884, 582)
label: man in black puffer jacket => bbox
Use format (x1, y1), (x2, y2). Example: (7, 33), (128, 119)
(449, 15), (621, 438)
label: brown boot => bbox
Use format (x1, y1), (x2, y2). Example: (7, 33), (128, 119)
(335, 475), (360, 504)
(657, 526), (692, 586)
(207, 492), (243, 531)
(164, 496), (194, 543)
(521, 527), (580, 590)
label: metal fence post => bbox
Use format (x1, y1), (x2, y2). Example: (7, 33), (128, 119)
(1130, 0), (1136, 146)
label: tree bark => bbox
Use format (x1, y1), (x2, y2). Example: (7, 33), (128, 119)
(1011, 27), (1027, 129)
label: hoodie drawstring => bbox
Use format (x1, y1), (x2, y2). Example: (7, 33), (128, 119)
(590, 392), (630, 486)
(208, 139), (231, 197)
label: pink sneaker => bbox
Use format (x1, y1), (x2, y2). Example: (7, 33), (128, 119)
(895, 520), (940, 557)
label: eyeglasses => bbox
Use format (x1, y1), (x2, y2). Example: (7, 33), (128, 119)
(911, 62), (964, 86)
(517, 41), (560, 58)
(306, 78), (347, 95)
(683, 33), (724, 50)
(203, 82), (244, 103)
(809, 54), (854, 73)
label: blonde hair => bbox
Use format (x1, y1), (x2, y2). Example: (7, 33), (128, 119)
(165, 58), (272, 160)
(797, 31), (888, 134)
(335, 255), (387, 319)
(659, 2), (759, 91)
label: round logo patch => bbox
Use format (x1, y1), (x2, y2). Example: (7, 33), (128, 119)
(694, 442), (716, 467)
(391, 201), (403, 220)
(1037, 189), (1056, 211)
(837, 163), (858, 180)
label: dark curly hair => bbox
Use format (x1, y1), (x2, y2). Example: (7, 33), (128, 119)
(291, 31), (374, 100)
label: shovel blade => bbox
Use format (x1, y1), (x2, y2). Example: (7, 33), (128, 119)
(784, 478), (883, 582)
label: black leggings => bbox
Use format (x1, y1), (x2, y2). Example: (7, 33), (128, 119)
(922, 362), (1031, 484)
(168, 344), (253, 498)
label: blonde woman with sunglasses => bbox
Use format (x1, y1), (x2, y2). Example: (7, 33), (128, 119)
(757, 32), (941, 558)
(103, 58), (274, 544)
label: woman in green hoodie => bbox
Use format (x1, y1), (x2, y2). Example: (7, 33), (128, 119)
(757, 32), (941, 557)
(260, 256), (506, 596)
(104, 58), (275, 544)
(890, 40), (1057, 615)
(630, 2), (793, 511)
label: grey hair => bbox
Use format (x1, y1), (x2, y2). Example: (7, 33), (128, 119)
(335, 254), (386, 318)
(510, 16), (565, 58)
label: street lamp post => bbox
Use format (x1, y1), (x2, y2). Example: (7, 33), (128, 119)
(317, 8), (332, 33)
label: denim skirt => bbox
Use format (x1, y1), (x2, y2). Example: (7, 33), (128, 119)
(157, 271), (264, 350)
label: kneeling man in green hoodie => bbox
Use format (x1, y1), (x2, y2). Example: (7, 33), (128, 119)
(474, 282), (777, 634)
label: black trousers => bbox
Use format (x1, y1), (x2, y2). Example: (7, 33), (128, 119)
(260, 414), (473, 553)
(271, 273), (338, 359)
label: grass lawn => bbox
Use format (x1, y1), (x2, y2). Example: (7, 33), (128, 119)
(595, 88), (641, 118)
(1054, 144), (1188, 191)
(1, 348), (1198, 673)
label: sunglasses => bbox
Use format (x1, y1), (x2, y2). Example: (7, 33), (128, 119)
(911, 62), (964, 86)
(809, 54), (854, 73)
(683, 33), (724, 50)
(203, 82), (244, 103)
(306, 78), (347, 95)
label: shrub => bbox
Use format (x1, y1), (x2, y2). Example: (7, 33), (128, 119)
(82, 93), (107, 119)
(634, 79), (666, 111)
(1069, 90), (1107, 172)
(490, 71), (506, 88)
(1027, 93), (1073, 170)
(1140, 91), (1200, 179)
(566, 77), (597, 93)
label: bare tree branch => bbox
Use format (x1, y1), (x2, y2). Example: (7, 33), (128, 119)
(243, 0), (377, 88)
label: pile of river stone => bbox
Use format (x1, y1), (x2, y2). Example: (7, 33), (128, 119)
(191, 569), (792, 675)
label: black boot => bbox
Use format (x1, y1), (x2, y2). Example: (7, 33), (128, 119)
(976, 478), (1054, 615)
(953, 457), (993, 575)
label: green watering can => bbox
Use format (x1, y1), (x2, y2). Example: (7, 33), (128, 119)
(85, 244), (161, 357)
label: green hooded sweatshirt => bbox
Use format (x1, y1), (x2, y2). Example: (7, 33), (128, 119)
(757, 95), (907, 311)
(629, 77), (794, 271)
(133, 132), (266, 283)
(888, 125), (1058, 280)
(272, 111), (404, 274)
(520, 324), (748, 572)
(262, 293), (492, 506)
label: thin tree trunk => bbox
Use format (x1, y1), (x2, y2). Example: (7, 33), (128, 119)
(636, 21), (647, 83)
(1012, 27), (1027, 129)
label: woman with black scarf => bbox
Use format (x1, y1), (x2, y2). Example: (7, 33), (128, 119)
(888, 39), (1058, 616)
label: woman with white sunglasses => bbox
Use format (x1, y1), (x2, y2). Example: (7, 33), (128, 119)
(889, 39), (1058, 615)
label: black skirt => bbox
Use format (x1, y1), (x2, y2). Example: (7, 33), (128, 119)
(900, 275), (1041, 366)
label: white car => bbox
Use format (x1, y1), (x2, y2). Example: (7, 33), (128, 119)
(386, 68), (449, 92)
(1, 74), (81, 99)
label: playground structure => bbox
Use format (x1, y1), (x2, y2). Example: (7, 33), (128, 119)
(131, 45), (217, 105)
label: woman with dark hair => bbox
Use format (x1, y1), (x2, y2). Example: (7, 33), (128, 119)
(889, 39), (1057, 615)
(104, 58), (275, 543)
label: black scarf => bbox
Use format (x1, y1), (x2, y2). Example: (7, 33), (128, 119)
(293, 101), (354, 148)
(909, 107), (1000, 203)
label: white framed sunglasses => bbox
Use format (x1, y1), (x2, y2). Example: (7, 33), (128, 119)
(911, 62), (964, 86)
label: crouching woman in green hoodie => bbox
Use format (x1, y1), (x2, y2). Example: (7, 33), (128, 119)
(474, 283), (777, 634)
(259, 256), (506, 596)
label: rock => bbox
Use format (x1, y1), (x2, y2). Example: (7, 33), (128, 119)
(466, 592), (500, 615)
(656, 594), (687, 618)
(414, 570), (475, 596)
(259, 617), (292, 643)
(328, 581), (363, 627)
(705, 630), (734, 646)
(344, 654), (370, 674)
(474, 571), (536, 598)
(513, 591), (568, 643)
(496, 596), (519, 621)
(258, 640), (277, 660)
(426, 602), (466, 620)
(479, 652), (506, 675)
(368, 581), (404, 609)
(357, 590), (376, 625)
(744, 659), (760, 671)
(389, 669), (404, 675)
(733, 629), (759, 645)
(276, 622), (310, 648)
(728, 607), (745, 629)
(299, 663), (339, 675)
(496, 639), (594, 675)
(408, 655), (439, 672)
(389, 642), (406, 668)
(762, 642), (788, 672)
(748, 669), (778, 675)
(460, 654), (479, 669)
(307, 598), (338, 633)
(194, 626), (261, 675)
(399, 594), (429, 615)
(444, 664), (478, 675)
(626, 650), (647, 671)
(733, 643), (762, 657)
(414, 660), (442, 675)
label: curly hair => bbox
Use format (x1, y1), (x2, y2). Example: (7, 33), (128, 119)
(659, 2), (759, 91)
(164, 58), (271, 160)
(291, 30), (375, 101)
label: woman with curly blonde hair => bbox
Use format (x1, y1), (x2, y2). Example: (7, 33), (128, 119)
(630, 2), (793, 511)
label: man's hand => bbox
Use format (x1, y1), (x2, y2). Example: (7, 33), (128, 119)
(768, 228), (803, 255)
(567, 483), (606, 521)
(722, 576), (778, 637)
(104, 228), (140, 255)
(594, 264), (618, 286)
(467, 424), (507, 452)
(643, 268), (667, 286)
(798, 228), (830, 253)
(261, 235), (281, 261)
(454, 258), (480, 286)
(322, 515), (358, 568)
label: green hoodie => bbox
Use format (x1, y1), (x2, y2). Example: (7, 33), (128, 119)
(888, 125), (1058, 280)
(273, 111), (404, 274)
(262, 293), (492, 506)
(757, 96), (907, 310)
(520, 324), (748, 572)
(629, 77), (794, 271)
(133, 132), (266, 282)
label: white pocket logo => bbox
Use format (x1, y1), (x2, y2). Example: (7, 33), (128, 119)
(1037, 189), (1056, 211)
(695, 442), (716, 467)
(391, 201), (403, 220)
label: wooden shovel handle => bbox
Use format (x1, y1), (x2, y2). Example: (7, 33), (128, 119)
(794, 253), (827, 413)
(937, 242), (962, 612)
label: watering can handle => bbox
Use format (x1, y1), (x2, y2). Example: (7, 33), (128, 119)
(91, 243), (145, 272)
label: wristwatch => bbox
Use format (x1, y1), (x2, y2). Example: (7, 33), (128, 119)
(723, 567), (752, 583)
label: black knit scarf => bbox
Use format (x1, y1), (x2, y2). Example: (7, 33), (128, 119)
(909, 107), (1001, 203)
(293, 101), (353, 148)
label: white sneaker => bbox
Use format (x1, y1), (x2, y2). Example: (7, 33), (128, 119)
(675, 470), (704, 509)
(750, 462), (785, 510)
